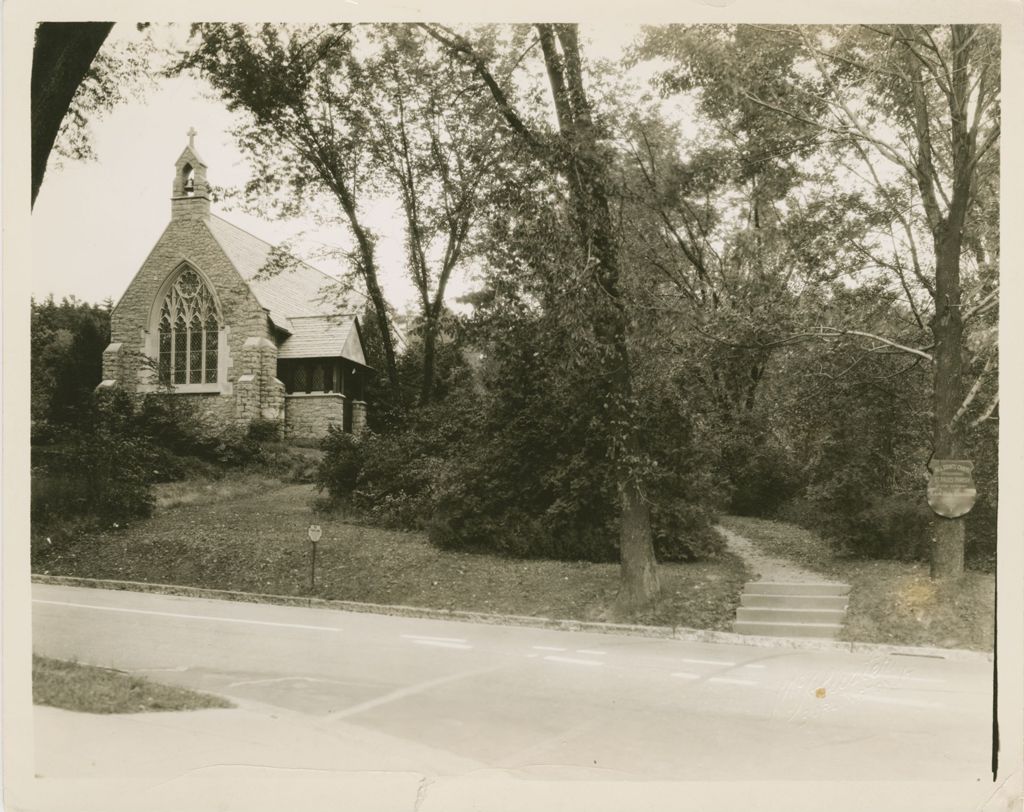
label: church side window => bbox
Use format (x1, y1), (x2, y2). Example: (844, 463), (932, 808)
(157, 269), (220, 386)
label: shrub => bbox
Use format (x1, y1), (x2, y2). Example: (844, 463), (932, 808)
(785, 490), (932, 562)
(316, 427), (366, 502)
(31, 386), (280, 544)
(966, 498), (996, 573)
(722, 437), (803, 517)
(316, 426), (439, 529)
(247, 418), (282, 442)
(831, 493), (933, 560)
(318, 314), (727, 565)
(32, 425), (157, 528)
(134, 395), (267, 467)
(650, 498), (726, 562)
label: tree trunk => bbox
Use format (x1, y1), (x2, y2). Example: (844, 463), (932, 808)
(906, 25), (977, 581)
(419, 313), (438, 405)
(364, 271), (402, 400)
(421, 22), (662, 610)
(930, 225), (966, 579)
(615, 477), (661, 616)
(932, 517), (965, 578)
(330, 180), (402, 401)
(31, 22), (114, 206)
(539, 25), (661, 611)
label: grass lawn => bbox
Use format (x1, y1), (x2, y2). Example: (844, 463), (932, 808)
(154, 472), (289, 512)
(33, 655), (232, 713)
(32, 482), (750, 630)
(719, 515), (994, 651)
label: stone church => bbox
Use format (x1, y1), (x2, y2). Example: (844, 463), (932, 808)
(100, 135), (371, 440)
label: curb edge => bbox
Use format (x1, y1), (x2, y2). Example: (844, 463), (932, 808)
(30, 574), (992, 663)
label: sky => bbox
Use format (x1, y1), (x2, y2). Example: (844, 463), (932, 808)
(30, 23), (642, 314)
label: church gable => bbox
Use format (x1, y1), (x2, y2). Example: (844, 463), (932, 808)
(100, 134), (370, 440)
(106, 213), (273, 394)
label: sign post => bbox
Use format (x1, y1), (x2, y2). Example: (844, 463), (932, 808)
(926, 459), (977, 519)
(307, 524), (322, 590)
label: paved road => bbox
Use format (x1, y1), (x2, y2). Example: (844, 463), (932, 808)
(32, 583), (993, 782)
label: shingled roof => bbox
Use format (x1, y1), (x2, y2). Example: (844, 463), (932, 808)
(205, 215), (366, 363)
(276, 316), (365, 363)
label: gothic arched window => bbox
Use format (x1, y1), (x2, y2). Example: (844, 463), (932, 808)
(158, 268), (220, 386)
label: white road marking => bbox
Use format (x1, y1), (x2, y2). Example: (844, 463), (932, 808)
(742, 664), (767, 670)
(576, 649), (607, 656)
(679, 658), (736, 667)
(32, 599), (343, 632)
(852, 694), (944, 709)
(543, 655), (603, 667)
(412, 640), (473, 650)
(708, 677), (758, 686)
(401, 634), (467, 644)
(326, 665), (502, 721)
(227, 676), (343, 689)
(532, 645), (567, 652)
(671, 672), (700, 680)
(852, 672), (946, 684)
(134, 666), (188, 673)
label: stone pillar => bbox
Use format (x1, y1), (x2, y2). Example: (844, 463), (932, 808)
(234, 373), (258, 421)
(100, 342), (126, 389)
(352, 400), (368, 434)
(239, 336), (284, 427)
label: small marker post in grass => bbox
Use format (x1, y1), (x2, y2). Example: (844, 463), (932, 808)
(308, 524), (322, 591)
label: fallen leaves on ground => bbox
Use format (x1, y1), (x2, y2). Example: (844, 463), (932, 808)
(33, 483), (748, 630)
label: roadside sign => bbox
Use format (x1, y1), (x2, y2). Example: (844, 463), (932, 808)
(308, 524), (323, 543)
(926, 459), (977, 518)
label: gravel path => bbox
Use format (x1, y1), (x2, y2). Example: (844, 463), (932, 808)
(715, 525), (842, 584)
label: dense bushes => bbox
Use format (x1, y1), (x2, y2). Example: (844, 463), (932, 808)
(780, 488), (994, 573)
(32, 391), (159, 534)
(316, 416), (725, 565)
(316, 426), (438, 529)
(316, 306), (727, 565)
(816, 493), (933, 561)
(32, 430), (157, 524)
(30, 387), (294, 545)
(721, 432), (803, 516)
(31, 296), (111, 441)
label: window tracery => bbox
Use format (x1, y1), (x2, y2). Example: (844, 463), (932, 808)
(158, 268), (219, 386)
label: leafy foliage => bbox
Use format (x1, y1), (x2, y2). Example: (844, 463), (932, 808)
(30, 297), (278, 542)
(317, 178), (727, 565)
(637, 24), (1000, 576)
(35, 25), (1001, 585)
(51, 25), (158, 166)
(32, 390), (158, 530)
(31, 296), (111, 440)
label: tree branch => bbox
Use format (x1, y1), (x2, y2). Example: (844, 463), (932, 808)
(971, 392), (999, 426)
(416, 24), (551, 163)
(953, 355), (994, 422)
(963, 286), (999, 322)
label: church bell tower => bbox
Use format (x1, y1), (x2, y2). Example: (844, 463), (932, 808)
(171, 127), (210, 219)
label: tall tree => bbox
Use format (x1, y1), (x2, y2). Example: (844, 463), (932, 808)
(639, 24), (1000, 578)
(422, 23), (661, 610)
(180, 24), (403, 399)
(357, 28), (504, 404)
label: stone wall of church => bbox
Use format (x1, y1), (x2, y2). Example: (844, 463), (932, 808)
(284, 393), (345, 441)
(235, 337), (285, 424)
(104, 215), (280, 433)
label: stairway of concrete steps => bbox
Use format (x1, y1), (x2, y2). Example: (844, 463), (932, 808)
(734, 581), (851, 639)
